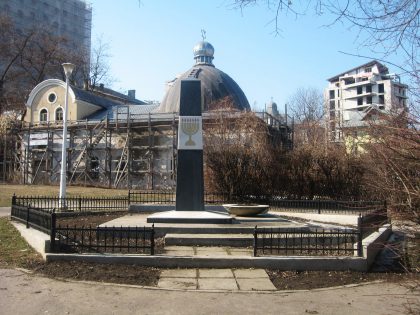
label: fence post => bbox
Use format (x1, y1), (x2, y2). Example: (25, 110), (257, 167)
(253, 225), (258, 257)
(78, 197), (82, 212)
(12, 193), (16, 206)
(317, 200), (321, 214)
(151, 224), (155, 256)
(26, 204), (30, 229)
(50, 209), (56, 253)
(384, 200), (389, 223)
(128, 190), (131, 205)
(357, 214), (363, 257)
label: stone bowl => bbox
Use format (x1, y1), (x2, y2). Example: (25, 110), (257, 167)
(222, 204), (269, 217)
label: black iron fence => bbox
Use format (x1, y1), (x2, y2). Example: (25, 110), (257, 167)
(128, 191), (229, 205)
(253, 227), (361, 257)
(13, 195), (128, 212)
(13, 192), (386, 215)
(253, 212), (389, 257)
(11, 203), (52, 234)
(10, 196), (155, 255)
(267, 199), (386, 214)
(51, 223), (155, 255)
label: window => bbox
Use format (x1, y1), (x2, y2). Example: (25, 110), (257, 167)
(365, 67), (372, 73)
(329, 90), (335, 99)
(379, 95), (385, 104)
(357, 86), (363, 95)
(337, 100), (340, 108)
(367, 96), (372, 104)
(337, 90), (340, 97)
(48, 92), (57, 103)
(366, 85), (372, 93)
(39, 109), (48, 122)
(378, 83), (384, 93)
(357, 98), (363, 106)
(329, 100), (335, 110)
(55, 107), (63, 121)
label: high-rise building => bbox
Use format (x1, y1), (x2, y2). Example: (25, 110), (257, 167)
(325, 61), (408, 142)
(0, 0), (92, 64)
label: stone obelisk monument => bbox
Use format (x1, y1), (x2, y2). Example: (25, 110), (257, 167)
(175, 79), (205, 211)
(147, 79), (232, 223)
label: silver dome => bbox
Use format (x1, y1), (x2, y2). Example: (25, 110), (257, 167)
(193, 41), (215, 66)
(193, 41), (215, 58)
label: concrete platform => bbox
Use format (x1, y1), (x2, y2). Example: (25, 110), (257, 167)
(158, 268), (276, 291)
(165, 233), (254, 247)
(147, 210), (233, 224)
(100, 212), (304, 236)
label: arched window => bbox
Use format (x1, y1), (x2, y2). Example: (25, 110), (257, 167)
(39, 108), (48, 122)
(55, 107), (63, 121)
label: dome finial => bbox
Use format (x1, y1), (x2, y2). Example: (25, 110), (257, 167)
(193, 35), (214, 67)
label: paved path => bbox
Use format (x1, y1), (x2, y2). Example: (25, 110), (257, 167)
(1, 269), (418, 315)
(158, 268), (276, 291)
(274, 211), (359, 226)
(0, 206), (10, 217)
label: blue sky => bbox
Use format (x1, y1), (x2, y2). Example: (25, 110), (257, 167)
(88, 0), (403, 112)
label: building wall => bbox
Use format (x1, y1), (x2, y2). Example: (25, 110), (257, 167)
(0, 0), (92, 64)
(24, 85), (101, 123)
(325, 62), (408, 142)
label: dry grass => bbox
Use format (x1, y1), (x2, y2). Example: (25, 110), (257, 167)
(0, 184), (129, 207)
(0, 217), (43, 268)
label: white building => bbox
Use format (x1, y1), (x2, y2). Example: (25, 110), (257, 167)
(325, 61), (408, 141)
(0, 0), (92, 65)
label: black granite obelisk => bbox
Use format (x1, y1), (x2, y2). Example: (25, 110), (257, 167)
(175, 79), (205, 211)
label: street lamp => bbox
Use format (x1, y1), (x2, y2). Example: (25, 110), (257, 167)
(59, 63), (75, 209)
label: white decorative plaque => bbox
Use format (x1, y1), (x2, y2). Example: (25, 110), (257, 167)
(178, 116), (203, 150)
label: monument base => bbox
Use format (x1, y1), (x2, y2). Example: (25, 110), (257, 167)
(147, 210), (233, 224)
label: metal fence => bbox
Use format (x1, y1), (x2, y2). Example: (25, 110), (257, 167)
(11, 204), (53, 234)
(128, 190), (385, 214)
(128, 191), (230, 205)
(253, 227), (361, 257)
(10, 197), (155, 255)
(13, 195), (128, 212)
(268, 199), (386, 214)
(253, 211), (389, 257)
(51, 223), (155, 255)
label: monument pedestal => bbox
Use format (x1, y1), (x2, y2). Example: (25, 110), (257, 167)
(147, 210), (233, 224)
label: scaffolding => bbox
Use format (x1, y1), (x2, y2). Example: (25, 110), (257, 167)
(2, 111), (292, 189)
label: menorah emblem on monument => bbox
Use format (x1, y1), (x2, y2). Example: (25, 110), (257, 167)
(181, 117), (200, 146)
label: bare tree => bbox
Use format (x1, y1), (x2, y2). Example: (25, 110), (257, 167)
(287, 87), (325, 146)
(74, 36), (114, 89)
(0, 14), (115, 113)
(364, 112), (420, 222)
(204, 98), (277, 197)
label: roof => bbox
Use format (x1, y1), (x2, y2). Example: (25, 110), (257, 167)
(327, 60), (389, 82)
(86, 104), (160, 121)
(72, 86), (121, 109)
(90, 86), (146, 105)
(159, 64), (250, 113)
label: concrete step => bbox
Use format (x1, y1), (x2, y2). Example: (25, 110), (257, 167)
(165, 233), (254, 247)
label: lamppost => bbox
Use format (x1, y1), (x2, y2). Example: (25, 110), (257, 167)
(59, 63), (75, 209)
